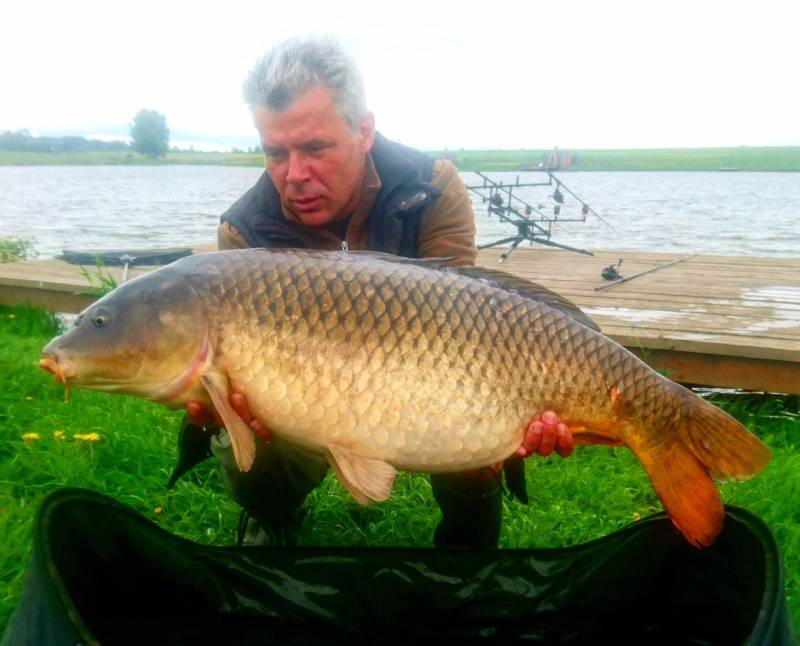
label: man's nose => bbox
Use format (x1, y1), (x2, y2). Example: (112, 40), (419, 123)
(286, 151), (310, 184)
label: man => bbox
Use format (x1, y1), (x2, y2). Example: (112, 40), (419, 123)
(183, 38), (573, 548)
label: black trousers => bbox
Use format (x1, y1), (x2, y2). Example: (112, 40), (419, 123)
(215, 435), (503, 549)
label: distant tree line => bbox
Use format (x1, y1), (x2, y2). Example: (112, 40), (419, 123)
(2, 109), (262, 157)
(1, 108), (172, 157)
(0, 129), (129, 153)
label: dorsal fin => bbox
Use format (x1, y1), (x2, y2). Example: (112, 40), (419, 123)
(446, 265), (601, 332)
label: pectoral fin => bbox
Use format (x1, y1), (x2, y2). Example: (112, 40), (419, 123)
(327, 444), (397, 505)
(201, 371), (255, 473)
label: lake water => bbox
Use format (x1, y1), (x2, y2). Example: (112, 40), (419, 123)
(0, 166), (798, 259)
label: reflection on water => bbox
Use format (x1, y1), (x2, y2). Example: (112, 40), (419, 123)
(0, 166), (798, 258)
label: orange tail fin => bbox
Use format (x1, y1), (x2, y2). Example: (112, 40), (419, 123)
(682, 400), (772, 482)
(639, 443), (725, 547)
(629, 396), (770, 547)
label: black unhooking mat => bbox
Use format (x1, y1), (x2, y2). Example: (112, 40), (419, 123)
(2, 488), (795, 645)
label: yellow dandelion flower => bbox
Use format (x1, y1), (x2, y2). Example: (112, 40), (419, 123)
(632, 512), (641, 522)
(74, 432), (102, 442)
(154, 506), (163, 515)
(53, 431), (66, 440)
(22, 432), (40, 442)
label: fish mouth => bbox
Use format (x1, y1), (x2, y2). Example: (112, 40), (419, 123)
(40, 353), (74, 399)
(40, 354), (67, 383)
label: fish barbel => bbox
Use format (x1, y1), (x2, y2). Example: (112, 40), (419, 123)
(40, 249), (770, 546)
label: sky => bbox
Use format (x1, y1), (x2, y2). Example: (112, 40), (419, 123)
(1, 0), (799, 151)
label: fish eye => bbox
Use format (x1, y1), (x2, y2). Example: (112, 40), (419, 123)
(91, 308), (111, 328)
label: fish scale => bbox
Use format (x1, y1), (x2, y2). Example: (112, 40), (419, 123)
(40, 248), (770, 546)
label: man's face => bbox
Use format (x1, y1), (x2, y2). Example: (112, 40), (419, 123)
(253, 85), (375, 227)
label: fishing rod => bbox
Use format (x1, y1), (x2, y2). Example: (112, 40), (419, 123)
(465, 169), (604, 261)
(595, 252), (703, 291)
(553, 176), (617, 232)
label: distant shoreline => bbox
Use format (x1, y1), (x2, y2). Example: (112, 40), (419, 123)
(1, 146), (799, 172)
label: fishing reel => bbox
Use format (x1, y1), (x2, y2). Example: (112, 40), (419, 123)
(601, 259), (624, 281)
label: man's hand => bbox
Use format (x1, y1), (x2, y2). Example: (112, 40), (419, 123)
(186, 394), (272, 442)
(516, 411), (574, 458)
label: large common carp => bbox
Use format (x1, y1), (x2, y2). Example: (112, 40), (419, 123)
(40, 249), (770, 546)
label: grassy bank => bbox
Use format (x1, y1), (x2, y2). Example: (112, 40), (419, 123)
(442, 146), (800, 172)
(2, 146), (800, 171)
(0, 304), (798, 632)
(0, 150), (264, 167)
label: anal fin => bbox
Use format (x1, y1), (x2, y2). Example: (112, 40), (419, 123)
(327, 444), (397, 505)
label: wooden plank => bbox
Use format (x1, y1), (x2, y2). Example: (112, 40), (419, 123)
(482, 250), (800, 282)
(584, 313), (800, 342)
(601, 325), (799, 362)
(0, 284), (96, 314)
(0, 260), (151, 292)
(627, 348), (800, 396)
(488, 263), (800, 292)
(550, 293), (800, 312)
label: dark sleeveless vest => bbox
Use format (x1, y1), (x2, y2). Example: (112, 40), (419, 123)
(220, 133), (441, 258)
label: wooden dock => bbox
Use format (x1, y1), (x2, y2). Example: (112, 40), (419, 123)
(1, 247), (799, 395)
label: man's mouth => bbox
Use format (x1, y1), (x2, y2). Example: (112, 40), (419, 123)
(290, 196), (323, 213)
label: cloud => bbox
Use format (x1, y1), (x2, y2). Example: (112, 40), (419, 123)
(2, 0), (798, 150)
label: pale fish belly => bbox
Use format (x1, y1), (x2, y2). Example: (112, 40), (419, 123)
(219, 320), (529, 473)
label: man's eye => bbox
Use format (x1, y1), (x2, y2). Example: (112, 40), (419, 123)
(264, 149), (286, 160)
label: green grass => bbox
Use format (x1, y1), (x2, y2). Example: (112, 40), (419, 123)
(0, 150), (264, 167)
(1, 304), (798, 632)
(2, 146), (800, 171)
(0, 237), (36, 263)
(435, 146), (800, 172)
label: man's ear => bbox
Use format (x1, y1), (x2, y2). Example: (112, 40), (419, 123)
(358, 112), (376, 154)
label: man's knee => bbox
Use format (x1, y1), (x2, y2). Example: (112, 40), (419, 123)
(431, 470), (503, 549)
(212, 432), (328, 524)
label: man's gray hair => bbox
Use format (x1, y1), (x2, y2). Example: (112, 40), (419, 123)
(243, 38), (367, 130)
